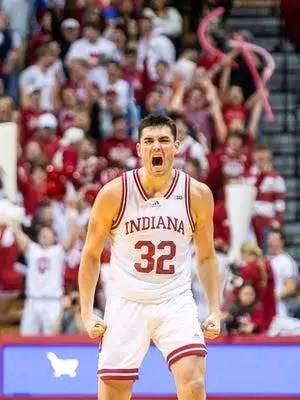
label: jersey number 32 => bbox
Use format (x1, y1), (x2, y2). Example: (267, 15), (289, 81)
(134, 240), (176, 275)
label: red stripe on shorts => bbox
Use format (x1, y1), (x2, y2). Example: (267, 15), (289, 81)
(167, 344), (207, 368)
(98, 368), (139, 381)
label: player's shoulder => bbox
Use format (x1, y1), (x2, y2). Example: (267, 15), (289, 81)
(94, 176), (123, 214)
(189, 177), (213, 202)
(98, 175), (123, 203)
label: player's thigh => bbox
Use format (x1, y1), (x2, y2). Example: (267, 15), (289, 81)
(20, 299), (40, 335)
(171, 355), (206, 391)
(98, 296), (150, 382)
(153, 291), (207, 370)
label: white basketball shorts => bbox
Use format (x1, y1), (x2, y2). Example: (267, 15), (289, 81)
(98, 290), (207, 381)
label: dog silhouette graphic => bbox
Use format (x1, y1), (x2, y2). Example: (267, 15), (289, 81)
(47, 352), (79, 378)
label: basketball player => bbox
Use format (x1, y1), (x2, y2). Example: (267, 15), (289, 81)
(79, 114), (221, 400)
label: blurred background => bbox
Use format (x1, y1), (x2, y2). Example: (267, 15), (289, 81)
(0, 0), (300, 398)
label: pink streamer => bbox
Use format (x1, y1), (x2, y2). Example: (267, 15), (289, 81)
(197, 7), (238, 68)
(198, 8), (275, 122)
(229, 40), (275, 122)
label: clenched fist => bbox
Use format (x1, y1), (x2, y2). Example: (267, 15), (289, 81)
(201, 312), (221, 340)
(84, 314), (107, 339)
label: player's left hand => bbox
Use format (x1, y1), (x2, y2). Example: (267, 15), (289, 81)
(201, 312), (221, 340)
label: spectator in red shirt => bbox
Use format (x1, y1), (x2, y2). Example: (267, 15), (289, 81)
(221, 85), (249, 128)
(209, 131), (252, 200)
(222, 282), (266, 334)
(244, 143), (286, 247)
(0, 223), (24, 327)
(18, 163), (47, 220)
(35, 113), (60, 164)
(100, 114), (137, 169)
(19, 84), (44, 146)
(224, 243), (276, 332)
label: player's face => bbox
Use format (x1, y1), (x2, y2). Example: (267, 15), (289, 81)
(137, 126), (179, 176)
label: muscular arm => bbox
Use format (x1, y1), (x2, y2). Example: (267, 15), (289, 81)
(78, 178), (122, 320)
(190, 180), (221, 315)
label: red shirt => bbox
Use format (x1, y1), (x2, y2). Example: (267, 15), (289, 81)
(100, 136), (137, 161)
(198, 53), (220, 70)
(19, 108), (44, 146)
(17, 170), (45, 218)
(35, 137), (60, 164)
(239, 260), (276, 331)
(213, 200), (230, 245)
(222, 104), (248, 127)
(0, 225), (23, 293)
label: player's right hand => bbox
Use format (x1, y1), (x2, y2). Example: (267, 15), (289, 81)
(84, 314), (107, 339)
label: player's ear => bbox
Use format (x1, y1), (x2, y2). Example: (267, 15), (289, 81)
(174, 139), (180, 154)
(136, 142), (141, 157)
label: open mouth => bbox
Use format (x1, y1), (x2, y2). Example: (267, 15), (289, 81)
(152, 156), (163, 167)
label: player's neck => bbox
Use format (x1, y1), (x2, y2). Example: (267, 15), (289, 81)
(139, 168), (174, 197)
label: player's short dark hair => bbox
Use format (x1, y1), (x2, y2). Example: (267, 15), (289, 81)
(138, 114), (177, 141)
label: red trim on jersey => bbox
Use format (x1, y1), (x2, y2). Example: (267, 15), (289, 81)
(133, 169), (148, 201)
(167, 344), (207, 368)
(185, 174), (195, 231)
(98, 368), (139, 381)
(165, 169), (180, 199)
(111, 173), (128, 230)
(133, 169), (179, 200)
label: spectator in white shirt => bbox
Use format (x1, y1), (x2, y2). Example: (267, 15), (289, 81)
(142, 0), (183, 40)
(89, 59), (130, 111)
(19, 41), (58, 111)
(267, 228), (298, 317)
(137, 14), (176, 81)
(12, 223), (75, 335)
(66, 21), (117, 69)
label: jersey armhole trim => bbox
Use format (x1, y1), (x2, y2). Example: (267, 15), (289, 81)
(185, 174), (195, 231)
(111, 173), (128, 230)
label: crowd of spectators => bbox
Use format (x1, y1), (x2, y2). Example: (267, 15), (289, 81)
(0, 0), (299, 337)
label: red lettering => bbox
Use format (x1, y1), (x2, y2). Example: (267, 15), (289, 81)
(134, 240), (176, 275)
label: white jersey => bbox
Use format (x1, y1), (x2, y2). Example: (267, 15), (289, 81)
(108, 169), (194, 304)
(25, 242), (65, 298)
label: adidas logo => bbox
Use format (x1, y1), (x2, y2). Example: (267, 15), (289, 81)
(152, 200), (161, 207)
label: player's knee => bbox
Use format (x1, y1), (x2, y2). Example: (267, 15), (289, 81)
(175, 360), (206, 395)
(183, 376), (205, 395)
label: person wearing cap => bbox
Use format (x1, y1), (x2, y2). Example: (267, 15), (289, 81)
(35, 113), (60, 163)
(59, 18), (81, 62)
